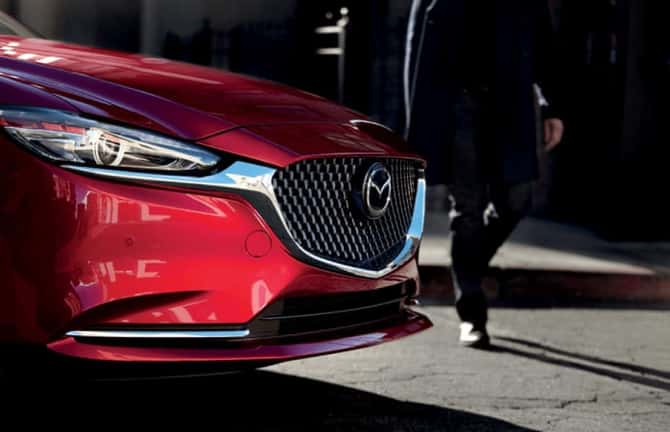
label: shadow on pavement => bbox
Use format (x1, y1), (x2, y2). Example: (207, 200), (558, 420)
(14, 369), (537, 431)
(492, 337), (670, 392)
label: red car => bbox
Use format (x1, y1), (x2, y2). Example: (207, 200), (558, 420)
(0, 17), (430, 369)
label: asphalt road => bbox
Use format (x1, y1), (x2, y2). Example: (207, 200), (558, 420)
(5, 305), (669, 431)
(271, 305), (670, 431)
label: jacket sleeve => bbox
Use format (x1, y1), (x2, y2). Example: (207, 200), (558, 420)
(534, 2), (564, 120)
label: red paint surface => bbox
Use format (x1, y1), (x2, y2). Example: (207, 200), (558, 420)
(0, 37), (359, 137)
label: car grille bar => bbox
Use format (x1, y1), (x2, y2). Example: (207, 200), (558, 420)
(247, 282), (413, 340)
(259, 297), (406, 321)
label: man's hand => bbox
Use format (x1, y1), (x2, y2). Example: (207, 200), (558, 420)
(544, 118), (564, 151)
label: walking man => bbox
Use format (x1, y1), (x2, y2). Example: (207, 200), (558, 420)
(405, 0), (565, 348)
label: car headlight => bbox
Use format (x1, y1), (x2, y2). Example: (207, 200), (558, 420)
(0, 108), (220, 172)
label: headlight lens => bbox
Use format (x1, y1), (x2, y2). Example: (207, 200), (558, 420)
(0, 108), (220, 172)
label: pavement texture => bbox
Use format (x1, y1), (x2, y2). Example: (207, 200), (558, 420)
(18, 305), (666, 431)
(268, 305), (670, 431)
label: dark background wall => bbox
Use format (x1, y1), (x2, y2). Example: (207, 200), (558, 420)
(547, 0), (668, 240)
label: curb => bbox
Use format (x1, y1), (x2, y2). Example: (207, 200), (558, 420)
(418, 265), (670, 307)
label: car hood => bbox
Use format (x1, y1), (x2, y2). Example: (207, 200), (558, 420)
(0, 37), (375, 147)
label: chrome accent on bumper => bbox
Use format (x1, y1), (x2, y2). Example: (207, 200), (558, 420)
(66, 329), (251, 340)
(63, 161), (426, 279)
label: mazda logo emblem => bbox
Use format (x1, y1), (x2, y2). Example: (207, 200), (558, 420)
(362, 163), (392, 219)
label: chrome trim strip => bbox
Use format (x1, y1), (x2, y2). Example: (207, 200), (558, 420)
(64, 161), (276, 194)
(350, 119), (394, 133)
(63, 161), (426, 279)
(66, 329), (250, 339)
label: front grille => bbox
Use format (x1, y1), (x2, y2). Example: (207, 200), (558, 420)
(272, 158), (420, 270)
(248, 282), (414, 340)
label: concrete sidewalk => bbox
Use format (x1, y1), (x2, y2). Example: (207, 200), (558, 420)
(419, 213), (670, 304)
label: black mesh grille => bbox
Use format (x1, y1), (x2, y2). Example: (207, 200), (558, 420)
(272, 158), (419, 270)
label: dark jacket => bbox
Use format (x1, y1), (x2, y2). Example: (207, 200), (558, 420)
(404, 0), (563, 185)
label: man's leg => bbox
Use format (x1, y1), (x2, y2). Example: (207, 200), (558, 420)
(447, 90), (491, 345)
(450, 180), (532, 349)
(481, 182), (534, 266)
(449, 184), (490, 331)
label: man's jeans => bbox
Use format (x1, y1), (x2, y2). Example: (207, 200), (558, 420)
(448, 89), (533, 327)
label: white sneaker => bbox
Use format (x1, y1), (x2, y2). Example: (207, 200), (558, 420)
(459, 322), (491, 348)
